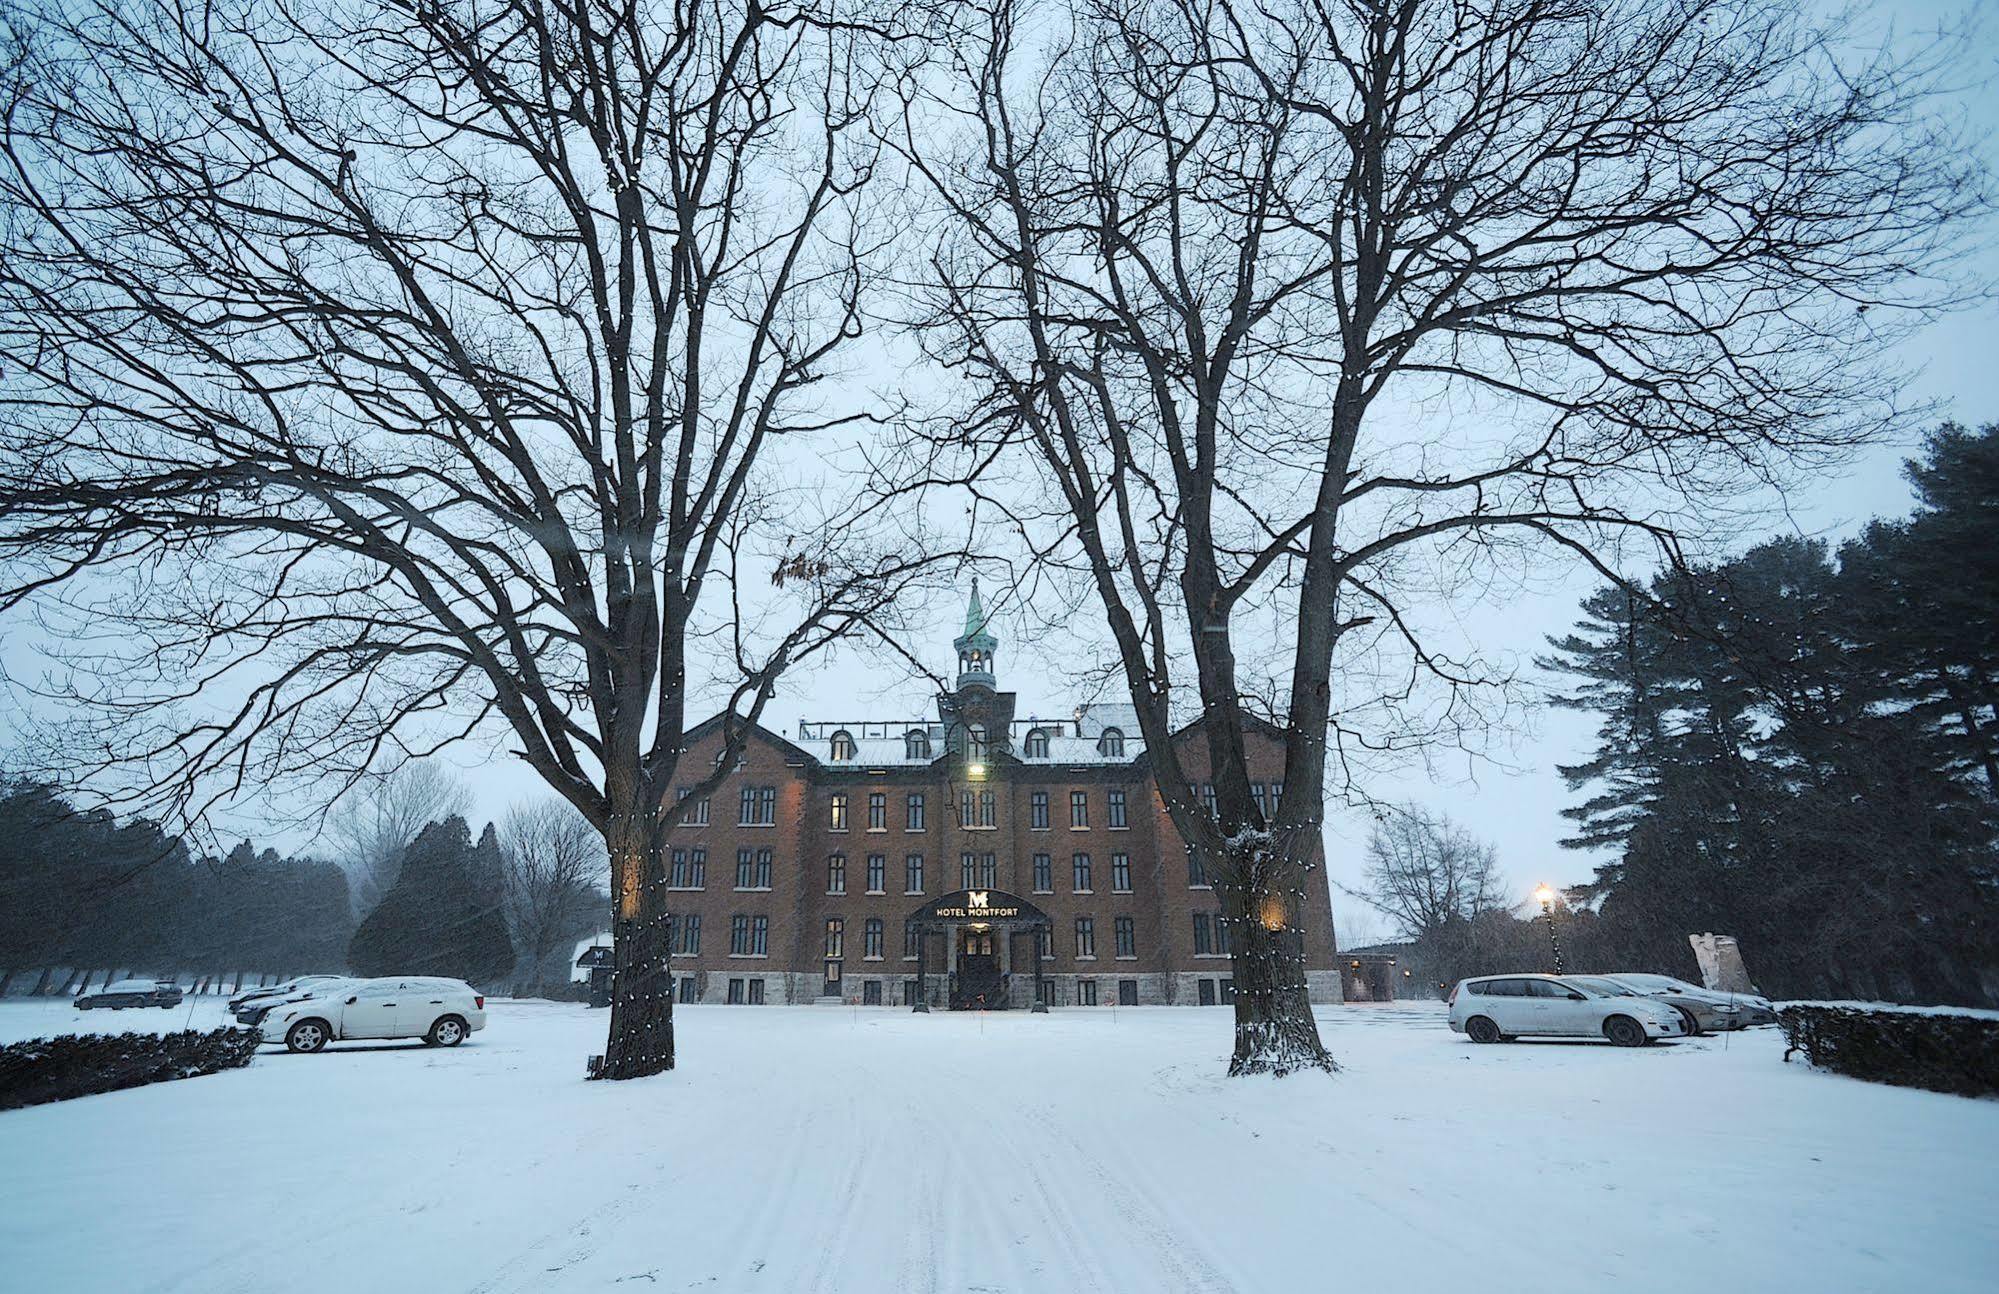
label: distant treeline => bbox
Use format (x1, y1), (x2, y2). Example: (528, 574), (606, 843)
(0, 782), (351, 994)
(1543, 423), (1999, 1004)
(0, 778), (606, 996)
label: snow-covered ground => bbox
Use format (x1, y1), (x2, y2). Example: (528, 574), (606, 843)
(1, 999), (1994, 1294)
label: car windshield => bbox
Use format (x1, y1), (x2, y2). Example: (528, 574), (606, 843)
(1613, 974), (1698, 994)
(1570, 977), (1636, 996)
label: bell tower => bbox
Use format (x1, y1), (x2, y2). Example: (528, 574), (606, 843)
(954, 576), (999, 689)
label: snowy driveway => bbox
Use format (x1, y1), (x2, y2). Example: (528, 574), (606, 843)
(0, 999), (1994, 1293)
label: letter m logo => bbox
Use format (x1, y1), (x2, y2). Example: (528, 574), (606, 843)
(968, 890), (988, 909)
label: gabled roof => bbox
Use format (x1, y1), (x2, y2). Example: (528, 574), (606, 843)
(679, 711), (816, 765)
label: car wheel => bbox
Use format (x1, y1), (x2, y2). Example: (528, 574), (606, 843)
(1465, 1015), (1503, 1044)
(1673, 1006), (1703, 1037)
(285, 1019), (330, 1053)
(427, 1015), (468, 1047)
(1603, 1015), (1648, 1047)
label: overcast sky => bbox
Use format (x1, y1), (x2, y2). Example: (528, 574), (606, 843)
(0, 0), (1992, 947)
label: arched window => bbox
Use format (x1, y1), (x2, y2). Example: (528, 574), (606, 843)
(1024, 728), (1050, 758)
(904, 729), (932, 760)
(829, 729), (855, 761)
(1097, 727), (1125, 757)
(967, 724), (989, 762)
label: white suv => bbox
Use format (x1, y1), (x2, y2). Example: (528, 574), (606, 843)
(1448, 973), (1685, 1046)
(261, 977), (488, 1052)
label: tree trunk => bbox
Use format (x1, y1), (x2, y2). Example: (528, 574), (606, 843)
(595, 806), (674, 1080)
(1215, 838), (1336, 1078)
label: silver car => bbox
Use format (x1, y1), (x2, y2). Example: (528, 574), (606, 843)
(1448, 973), (1685, 1046)
(1599, 972), (1776, 1033)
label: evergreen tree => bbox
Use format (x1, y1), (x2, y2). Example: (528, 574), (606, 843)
(347, 817), (513, 986)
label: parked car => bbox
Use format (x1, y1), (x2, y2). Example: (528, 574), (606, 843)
(229, 974), (345, 1014)
(1447, 973), (1685, 1046)
(234, 977), (357, 1027)
(75, 979), (184, 1010)
(1566, 974), (1733, 1036)
(260, 977), (487, 1052)
(1603, 972), (1778, 1029)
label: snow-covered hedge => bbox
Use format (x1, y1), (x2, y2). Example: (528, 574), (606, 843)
(0, 1027), (260, 1111)
(1779, 1004), (1999, 1098)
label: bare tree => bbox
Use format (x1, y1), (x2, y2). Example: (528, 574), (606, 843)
(1363, 806), (1504, 941)
(499, 799), (608, 996)
(325, 764), (471, 918)
(898, 0), (1984, 1074)
(0, 0), (938, 1078)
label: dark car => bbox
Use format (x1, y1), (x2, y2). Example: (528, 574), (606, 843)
(76, 979), (184, 1010)
(230, 974), (345, 1017)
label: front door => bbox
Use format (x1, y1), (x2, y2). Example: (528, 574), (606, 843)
(952, 927), (1002, 1009)
(343, 981), (403, 1038)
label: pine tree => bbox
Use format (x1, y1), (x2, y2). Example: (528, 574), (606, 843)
(348, 817), (513, 986)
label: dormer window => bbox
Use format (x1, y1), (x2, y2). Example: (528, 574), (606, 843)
(1024, 728), (1050, 759)
(905, 729), (932, 760)
(829, 729), (856, 761)
(1097, 727), (1125, 757)
(967, 724), (989, 762)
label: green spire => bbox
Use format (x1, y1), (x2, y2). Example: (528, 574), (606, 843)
(964, 576), (986, 638)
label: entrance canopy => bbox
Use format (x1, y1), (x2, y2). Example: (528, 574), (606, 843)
(907, 888), (1052, 931)
(905, 889), (1052, 1012)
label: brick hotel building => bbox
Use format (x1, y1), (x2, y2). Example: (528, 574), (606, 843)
(658, 584), (1342, 1008)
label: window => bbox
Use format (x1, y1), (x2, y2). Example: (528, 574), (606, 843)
(827, 854), (846, 894)
(735, 848), (756, 890)
(728, 978), (744, 1004)
(1193, 912), (1213, 955)
(1251, 782), (1267, 819)
(906, 729), (931, 760)
(1272, 782), (1284, 815)
(1038, 927), (1053, 961)
(866, 854), (886, 894)
(1030, 791), (1049, 830)
(961, 852), (976, 888)
(959, 790), (975, 828)
(747, 979), (765, 1005)
(867, 793), (886, 831)
(1070, 791), (1088, 828)
(906, 792), (925, 830)
(753, 848), (771, 889)
(1108, 788), (1127, 829)
(739, 785), (776, 825)
(824, 918), (844, 959)
(1032, 853), (1052, 893)
(1215, 911), (1233, 956)
(830, 729), (856, 761)
(968, 724), (988, 762)
(731, 914), (760, 956)
(1078, 979), (1099, 1005)
(1097, 727), (1125, 757)
(1527, 979), (1576, 999)
(1024, 728), (1049, 758)
(978, 852), (996, 887)
(1115, 916), (1135, 958)
(905, 854), (924, 894)
(678, 914), (702, 956)
(903, 921), (922, 958)
(668, 848), (705, 889)
(862, 980), (882, 1005)
(1110, 852), (1131, 892)
(1201, 783), (1217, 818)
(1188, 852), (1209, 887)
(1075, 916), (1096, 958)
(864, 918), (884, 959)
(1198, 978), (1216, 1006)
(1119, 979), (1138, 1006)
(979, 789), (996, 828)
(679, 977), (699, 1004)
(1072, 853), (1092, 893)
(675, 788), (709, 825)
(751, 916), (767, 956)
(829, 793), (849, 831)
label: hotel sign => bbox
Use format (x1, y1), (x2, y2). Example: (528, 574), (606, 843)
(926, 888), (1035, 922)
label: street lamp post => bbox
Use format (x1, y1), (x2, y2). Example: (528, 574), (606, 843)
(1533, 884), (1566, 975)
